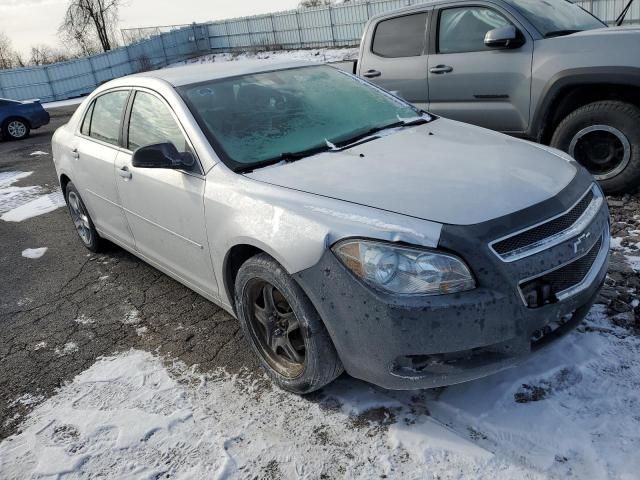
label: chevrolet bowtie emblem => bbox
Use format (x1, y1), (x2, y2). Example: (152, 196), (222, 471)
(573, 232), (591, 254)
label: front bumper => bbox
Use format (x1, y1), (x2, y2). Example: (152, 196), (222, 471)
(294, 170), (609, 390)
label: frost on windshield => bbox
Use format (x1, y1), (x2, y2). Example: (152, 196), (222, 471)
(182, 66), (419, 166)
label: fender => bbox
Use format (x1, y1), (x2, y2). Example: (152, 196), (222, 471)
(529, 66), (640, 142)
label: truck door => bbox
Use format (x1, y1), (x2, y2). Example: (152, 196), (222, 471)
(427, 5), (533, 133)
(357, 11), (430, 110)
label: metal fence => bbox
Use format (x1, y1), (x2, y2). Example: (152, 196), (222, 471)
(0, 25), (209, 102)
(1, 0), (638, 103)
(204, 0), (640, 52)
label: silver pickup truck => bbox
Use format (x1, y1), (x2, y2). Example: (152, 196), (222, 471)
(346, 0), (640, 194)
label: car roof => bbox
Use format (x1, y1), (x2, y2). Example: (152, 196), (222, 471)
(128, 60), (319, 87)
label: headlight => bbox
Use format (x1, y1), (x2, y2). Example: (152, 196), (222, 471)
(332, 240), (475, 295)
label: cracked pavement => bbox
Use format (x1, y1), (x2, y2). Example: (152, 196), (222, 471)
(0, 107), (257, 439)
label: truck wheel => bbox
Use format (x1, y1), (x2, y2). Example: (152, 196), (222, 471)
(235, 253), (343, 394)
(551, 101), (640, 195)
(2, 118), (30, 140)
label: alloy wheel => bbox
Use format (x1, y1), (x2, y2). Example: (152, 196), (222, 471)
(7, 120), (27, 139)
(246, 280), (306, 378)
(67, 191), (92, 245)
(569, 124), (631, 180)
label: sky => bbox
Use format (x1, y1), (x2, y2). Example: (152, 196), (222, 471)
(0, 0), (300, 57)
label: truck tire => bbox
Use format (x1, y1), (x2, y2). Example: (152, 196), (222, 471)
(235, 253), (343, 394)
(550, 101), (640, 195)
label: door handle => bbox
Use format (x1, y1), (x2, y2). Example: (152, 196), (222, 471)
(363, 69), (382, 78)
(430, 65), (453, 74)
(71, 148), (79, 159)
(118, 166), (132, 180)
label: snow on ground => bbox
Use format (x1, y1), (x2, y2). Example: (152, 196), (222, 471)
(1, 306), (638, 479)
(0, 171), (65, 222)
(42, 97), (86, 110)
(171, 47), (359, 68)
(29, 151), (48, 156)
(21, 247), (48, 259)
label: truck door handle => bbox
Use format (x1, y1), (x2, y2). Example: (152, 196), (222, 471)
(363, 69), (381, 78)
(71, 148), (79, 159)
(430, 65), (453, 74)
(118, 166), (132, 180)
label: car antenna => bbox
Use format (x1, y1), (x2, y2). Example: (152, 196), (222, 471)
(616, 0), (635, 26)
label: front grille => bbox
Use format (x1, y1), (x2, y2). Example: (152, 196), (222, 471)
(519, 236), (603, 308)
(493, 188), (594, 257)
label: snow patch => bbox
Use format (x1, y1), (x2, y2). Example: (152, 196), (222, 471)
(624, 255), (640, 272)
(122, 308), (140, 325)
(42, 97), (86, 109)
(74, 314), (95, 325)
(170, 47), (359, 68)
(29, 151), (48, 156)
(54, 343), (79, 357)
(21, 247), (48, 259)
(1, 189), (65, 222)
(2, 306), (639, 479)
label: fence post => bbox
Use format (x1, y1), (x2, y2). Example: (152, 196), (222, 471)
(270, 14), (277, 49)
(42, 65), (56, 102)
(224, 21), (232, 51)
(295, 10), (304, 49)
(329, 5), (337, 47)
(365, 1), (371, 19)
(0, 74), (6, 99)
(159, 32), (169, 66)
(88, 58), (99, 88)
(246, 18), (254, 49)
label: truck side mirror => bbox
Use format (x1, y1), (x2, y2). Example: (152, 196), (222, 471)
(484, 26), (525, 49)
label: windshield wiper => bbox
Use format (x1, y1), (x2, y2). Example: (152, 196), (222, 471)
(332, 116), (429, 150)
(239, 116), (429, 173)
(544, 29), (583, 38)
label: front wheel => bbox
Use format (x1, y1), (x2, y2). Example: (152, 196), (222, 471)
(550, 101), (640, 195)
(235, 254), (343, 394)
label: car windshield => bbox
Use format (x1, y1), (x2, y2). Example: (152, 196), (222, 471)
(504, 0), (606, 37)
(179, 65), (424, 171)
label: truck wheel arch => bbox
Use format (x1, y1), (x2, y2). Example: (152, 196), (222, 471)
(530, 67), (640, 144)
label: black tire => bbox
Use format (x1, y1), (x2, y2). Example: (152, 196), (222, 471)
(2, 117), (30, 141)
(550, 101), (640, 195)
(235, 253), (343, 394)
(65, 182), (104, 253)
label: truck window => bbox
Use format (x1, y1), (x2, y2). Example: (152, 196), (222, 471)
(372, 13), (427, 58)
(438, 7), (511, 54)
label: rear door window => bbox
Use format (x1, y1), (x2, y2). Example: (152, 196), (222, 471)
(87, 90), (129, 146)
(372, 13), (428, 58)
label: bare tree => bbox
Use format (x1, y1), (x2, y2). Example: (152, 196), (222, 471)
(60, 0), (122, 53)
(29, 45), (72, 66)
(299, 0), (333, 8)
(0, 31), (24, 70)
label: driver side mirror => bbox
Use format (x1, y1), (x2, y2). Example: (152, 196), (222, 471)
(484, 26), (525, 49)
(132, 142), (196, 171)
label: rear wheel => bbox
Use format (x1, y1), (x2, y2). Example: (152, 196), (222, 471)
(65, 182), (103, 253)
(550, 101), (640, 194)
(235, 254), (343, 394)
(2, 118), (30, 140)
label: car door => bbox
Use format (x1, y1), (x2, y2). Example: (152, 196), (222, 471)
(114, 89), (217, 295)
(74, 89), (135, 249)
(427, 4), (533, 133)
(357, 11), (430, 109)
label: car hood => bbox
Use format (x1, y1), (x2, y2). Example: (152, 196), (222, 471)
(245, 119), (577, 225)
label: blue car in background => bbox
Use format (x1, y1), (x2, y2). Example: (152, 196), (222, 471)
(0, 98), (50, 141)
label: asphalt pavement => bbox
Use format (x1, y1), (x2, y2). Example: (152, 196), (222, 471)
(0, 107), (256, 439)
